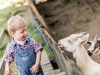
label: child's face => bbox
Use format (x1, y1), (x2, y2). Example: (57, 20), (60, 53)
(11, 26), (28, 41)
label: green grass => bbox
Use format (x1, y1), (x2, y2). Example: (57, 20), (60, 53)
(84, 18), (90, 23)
(72, 25), (82, 32)
(0, 6), (27, 32)
(27, 22), (42, 43)
(0, 36), (9, 58)
(95, 0), (100, 4)
(0, 6), (23, 19)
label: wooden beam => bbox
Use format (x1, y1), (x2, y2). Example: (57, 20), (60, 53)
(27, 0), (57, 42)
(0, 29), (11, 75)
(0, 29), (5, 46)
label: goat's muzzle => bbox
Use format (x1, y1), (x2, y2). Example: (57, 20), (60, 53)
(58, 44), (64, 49)
(87, 51), (92, 56)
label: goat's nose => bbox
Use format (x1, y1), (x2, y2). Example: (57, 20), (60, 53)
(58, 40), (64, 49)
(58, 44), (64, 49)
(87, 51), (92, 56)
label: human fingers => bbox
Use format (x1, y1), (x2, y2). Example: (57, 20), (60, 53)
(8, 71), (11, 75)
(31, 69), (38, 73)
(30, 66), (39, 73)
(5, 72), (11, 75)
(30, 68), (35, 73)
(34, 71), (37, 74)
(34, 70), (38, 73)
(8, 73), (11, 75)
(10, 69), (12, 73)
(5, 70), (10, 75)
(8, 69), (12, 75)
(34, 69), (39, 73)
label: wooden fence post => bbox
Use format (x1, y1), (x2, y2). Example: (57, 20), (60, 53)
(0, 29), (11, 75)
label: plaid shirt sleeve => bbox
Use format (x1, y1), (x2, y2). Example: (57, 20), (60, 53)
(30, 38), (43, 53)
(4, 43), (15, 62)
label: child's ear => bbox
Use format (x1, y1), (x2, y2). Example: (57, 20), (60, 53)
(10, 31), (15, 36)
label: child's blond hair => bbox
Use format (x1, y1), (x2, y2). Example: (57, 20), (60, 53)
(7, 15), (27, 34)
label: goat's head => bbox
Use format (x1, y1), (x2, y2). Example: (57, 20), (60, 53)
(87, 36), (100, 56)
(58, 32), (89, 52)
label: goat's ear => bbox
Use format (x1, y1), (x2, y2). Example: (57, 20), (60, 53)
(78, 32), (85, 36)
(78, 32), (86, 38)
(94, 35), (98, 41)
(80, 34), (89, 44)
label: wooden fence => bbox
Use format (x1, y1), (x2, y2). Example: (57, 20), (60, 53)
(0, 29), (11, 75)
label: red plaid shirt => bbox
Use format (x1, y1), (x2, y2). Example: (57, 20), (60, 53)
(4, 36), (43, 62)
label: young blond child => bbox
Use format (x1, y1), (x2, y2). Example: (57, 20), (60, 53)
(4, 15), (44, 75)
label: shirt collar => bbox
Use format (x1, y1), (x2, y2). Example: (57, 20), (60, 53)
(11, 37), (29, 46)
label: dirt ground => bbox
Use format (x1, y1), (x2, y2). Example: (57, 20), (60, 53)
(36, 0), (100, 40)
(35, 0), (100, 63)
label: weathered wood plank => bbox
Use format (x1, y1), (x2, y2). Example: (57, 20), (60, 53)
(43, 70), (54, 75)
(41, 54), (48, 58)
(0, 29), (5, 46)
(0, 29), (11, 75)
(43, 67), (53, 72)
(0, 50), (6, 75)
(41, 50), (54, 75)
(41, 58), (49, 63)
(42, 64), (52, 69)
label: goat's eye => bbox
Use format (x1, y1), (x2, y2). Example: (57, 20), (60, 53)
(68, 40), (71, 43)
(87, 41), (91, 45)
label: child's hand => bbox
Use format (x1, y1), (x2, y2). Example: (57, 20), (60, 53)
(30, 64), (39, 74)
(5, 67), (12, 75)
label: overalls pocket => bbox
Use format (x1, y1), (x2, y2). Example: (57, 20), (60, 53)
(21, 53), (30, 62)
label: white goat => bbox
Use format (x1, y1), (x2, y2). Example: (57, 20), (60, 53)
(87, 36), (100, 56)
(58, 32), (100, 75)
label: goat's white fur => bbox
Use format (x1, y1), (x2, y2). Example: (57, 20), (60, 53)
(58, 32), (100, 75)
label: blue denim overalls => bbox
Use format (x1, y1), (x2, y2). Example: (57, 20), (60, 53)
(14, 43), (44, 75)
